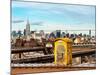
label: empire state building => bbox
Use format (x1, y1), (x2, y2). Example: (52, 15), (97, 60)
(26, 19), (30, 36)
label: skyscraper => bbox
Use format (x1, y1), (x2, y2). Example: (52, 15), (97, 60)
(26, 19), (30, 36)
(56, 30), (61, 38)
(62, 32), (66, 38)
(89, 30), (91, 37)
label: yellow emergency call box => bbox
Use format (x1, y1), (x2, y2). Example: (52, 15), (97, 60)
(54, 38), (72, 65)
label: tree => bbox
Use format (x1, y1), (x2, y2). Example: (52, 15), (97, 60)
(11, 30), (17, 37)
(17, 30), (22, 37)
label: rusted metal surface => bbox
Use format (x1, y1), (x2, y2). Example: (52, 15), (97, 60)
(11, 49), (95, 64)
(11, 54), (54, 63)
(11, 44), (96, 75)
(11, 66), (96, 75)
(11, 46), (95, 54)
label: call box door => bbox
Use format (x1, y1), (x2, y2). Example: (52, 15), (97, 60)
(55, 40), (67, 65)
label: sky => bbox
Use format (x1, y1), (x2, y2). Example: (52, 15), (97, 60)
(12, 1), (96, 34)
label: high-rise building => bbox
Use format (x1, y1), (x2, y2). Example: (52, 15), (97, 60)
(62, 32), (66, 37)
(49, 32), (56, 38)
(26, 19), (30, 36)
(56, 30), (61, 38)
(24, 29), (26, 36)
(89, 30), (91, 37)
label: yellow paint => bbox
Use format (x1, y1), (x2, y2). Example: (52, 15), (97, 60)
(54, 38), (72, 65)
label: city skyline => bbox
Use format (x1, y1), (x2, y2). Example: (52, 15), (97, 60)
(12, 1), (96, 32)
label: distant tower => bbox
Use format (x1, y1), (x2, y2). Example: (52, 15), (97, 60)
(89, 30), (91, 37)
(26, 19), (30, 36)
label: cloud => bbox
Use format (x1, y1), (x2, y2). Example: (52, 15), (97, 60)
(12, 1), (52, 10)
(31, 21), (43, 26)
(12, 1), (95, 32)
(12, 20), (24, 23)
(12, 1), (95, 18)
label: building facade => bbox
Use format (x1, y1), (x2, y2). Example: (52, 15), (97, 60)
(26, 19), (30, 36)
